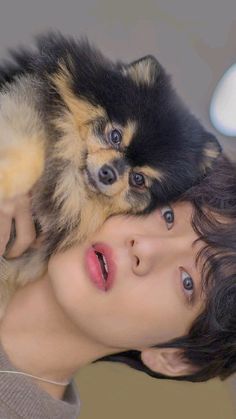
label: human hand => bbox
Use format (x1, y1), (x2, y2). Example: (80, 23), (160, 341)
(0, 194), (36, 258)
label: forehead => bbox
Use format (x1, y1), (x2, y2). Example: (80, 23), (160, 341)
(173, 201), (194, 218)
(170, 201), (205, 266)
(170, 203), (207, 310)
(172, 201), (198, 240)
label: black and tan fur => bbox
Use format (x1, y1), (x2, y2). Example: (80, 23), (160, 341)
(0, 32), (221, 316)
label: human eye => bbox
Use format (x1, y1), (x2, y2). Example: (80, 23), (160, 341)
(160, 205), (174, 230)
(180, 269), (195, 305)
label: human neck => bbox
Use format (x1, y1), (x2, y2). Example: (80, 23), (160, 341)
(0, 273), (116, 399)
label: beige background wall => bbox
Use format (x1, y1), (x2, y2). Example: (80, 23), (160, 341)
(0, 0), (235, 417)
(77, 363), (235, 418)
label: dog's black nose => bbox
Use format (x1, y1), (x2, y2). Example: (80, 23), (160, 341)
(98, 164), (117, 185)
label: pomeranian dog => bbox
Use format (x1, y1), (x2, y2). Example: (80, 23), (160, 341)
(0, 32), (220, 316)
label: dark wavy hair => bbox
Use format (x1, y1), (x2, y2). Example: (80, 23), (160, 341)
(95, 155), (236, 382)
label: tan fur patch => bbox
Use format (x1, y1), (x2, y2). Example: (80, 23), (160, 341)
(201, 144), (221, 172)
(0, 142), (45, 199)
(126, 191), (150, 212)
(51, 61), (106, 127)
(53, 110), (87, 165)
(57, 184), (140, 249)
(87, 147), (118, 166)
(121, 120), (137, 148)
(204, 147), (220, 160)
(77, 198), (110, 242)
(122, 59), (159, 87)
(52, 165), (87, 229)
(55, 195), (113, 250)
(0, 74), (46, 199)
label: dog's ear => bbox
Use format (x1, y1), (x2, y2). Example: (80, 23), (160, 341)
(122, 55), (161, 86)
(201, 133), (222, 173)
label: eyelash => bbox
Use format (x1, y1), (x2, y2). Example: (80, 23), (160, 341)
(160, 205), (195, 305)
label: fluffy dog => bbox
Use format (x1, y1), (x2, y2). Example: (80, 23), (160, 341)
(0, 32), (220, 316)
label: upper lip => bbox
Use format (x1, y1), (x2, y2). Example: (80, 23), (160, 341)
(92, 242), (116, 290)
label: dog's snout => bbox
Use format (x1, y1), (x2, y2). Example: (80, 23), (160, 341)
(98, 164), (117, 185)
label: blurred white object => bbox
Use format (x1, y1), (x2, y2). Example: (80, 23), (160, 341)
(210, 63), (236, 136)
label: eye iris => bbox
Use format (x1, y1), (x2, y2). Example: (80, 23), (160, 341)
(132, 172), (145, 186)
(164, 211), (174, 224)
(183, 277), (193, 290)
(110, 129), (122, 145)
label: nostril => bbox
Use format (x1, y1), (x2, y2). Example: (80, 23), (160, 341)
(135, 256), (140, 266)
(130, 239), (135, 247)
(98, 164), (117, 185)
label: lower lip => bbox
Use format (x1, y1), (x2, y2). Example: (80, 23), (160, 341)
(85, 245), (115, 292)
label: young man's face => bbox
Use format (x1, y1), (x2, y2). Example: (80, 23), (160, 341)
(48, 202), (206, 353)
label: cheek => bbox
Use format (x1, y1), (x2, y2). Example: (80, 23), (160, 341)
(119, 278), (193, 346)
(95, 214), (146, 239)
(47, 248), (87, 308)
(90, 215), (129, 242)
(99, 286), (186, 349)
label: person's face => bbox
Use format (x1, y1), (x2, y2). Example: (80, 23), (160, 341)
(48, 202), (205, 352)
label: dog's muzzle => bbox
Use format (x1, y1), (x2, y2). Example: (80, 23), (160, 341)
(98, 164), (117, 185)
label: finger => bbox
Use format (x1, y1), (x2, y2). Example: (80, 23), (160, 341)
(0, 198), (16, 216)
(30, 233), (46, 249)
(6, 196), (36, 258)
(0, 212), (12, 255)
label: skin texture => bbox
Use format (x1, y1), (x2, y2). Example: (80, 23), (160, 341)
(0, 194), (35, 258)
(0, 201), (205, 400)
(49, 201), (205, 349)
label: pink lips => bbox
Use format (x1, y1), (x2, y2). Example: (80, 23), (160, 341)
(85, 242), (116, 292)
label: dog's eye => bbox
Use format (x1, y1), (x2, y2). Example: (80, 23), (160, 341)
(108, 129), (122, 147)
(130, 172), (145, 188)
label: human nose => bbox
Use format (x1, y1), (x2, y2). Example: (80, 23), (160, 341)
(126, 234), (185, 277)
